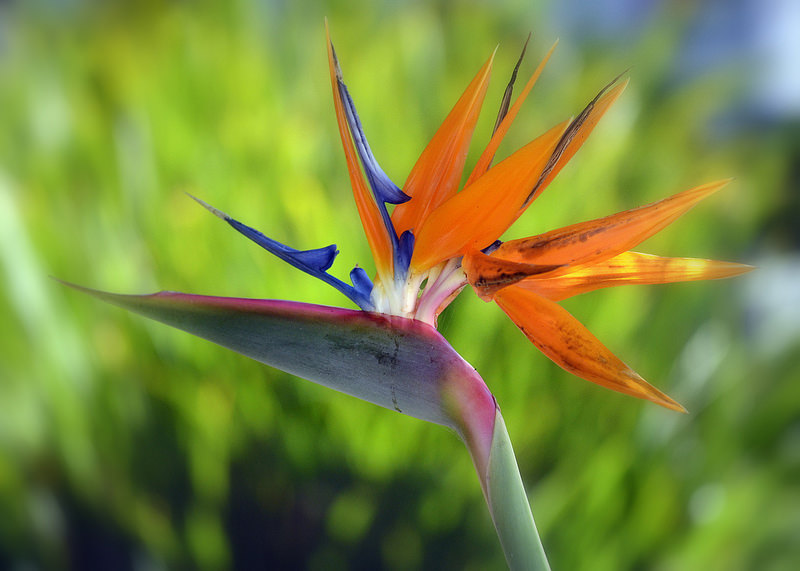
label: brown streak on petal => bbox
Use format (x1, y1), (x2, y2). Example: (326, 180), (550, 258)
(463, 249), (561, 300)
(492, 33), (531, 135)
(496, 179), (730, 270)
(523, 71), (629, 207)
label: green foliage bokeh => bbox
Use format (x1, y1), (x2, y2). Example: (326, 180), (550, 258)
(1, 1), (797, 569)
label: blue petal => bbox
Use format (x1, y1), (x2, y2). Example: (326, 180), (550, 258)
(349, 266), (374, 300)
(292, 248), (338, 272)
(227, 217), (339, 273)
(482, 240), (502, 255)
(337, 79), (410, 206)
(395, 230), (415, 279)
(188, 194), (374, 311)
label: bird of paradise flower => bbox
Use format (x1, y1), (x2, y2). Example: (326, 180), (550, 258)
(65, 26), (751, 569)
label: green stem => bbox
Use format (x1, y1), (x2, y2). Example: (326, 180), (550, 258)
(472, 409), (550, 570)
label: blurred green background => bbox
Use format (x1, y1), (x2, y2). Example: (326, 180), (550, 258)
(1, 0), (798, 569)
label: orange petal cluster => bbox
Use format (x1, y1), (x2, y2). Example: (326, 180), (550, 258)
(460, 178), (751, 412)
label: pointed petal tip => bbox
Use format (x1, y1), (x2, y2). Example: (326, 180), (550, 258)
(483, 46), (498, 77)
(652, 396), (688, 414)
(712, 177), (735, 189)
(544, 38), (559, 58)
(697, 177), (734, 197)
(186, 193), (228, 220)
(54, 279), (158, 306)
(56, 280), (195, 307)
(674, 177), (734, 208)
(711, 260), (756, 278)
(605, 69), (631, 92)
(621, 368), (687, 413)
(52, 276), (77, 290)
(736, 262), (756, 274)
(53, 278), (102, 296)
(325, 21), (343, 80)
(655, 394), (688, 414)
(522, 31), (533, 47)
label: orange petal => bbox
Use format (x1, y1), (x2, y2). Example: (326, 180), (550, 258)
(326, 25), (393, 282)
(493, 285), (686, 412)
(520, 251), (754, 301)
(410, 120), (570, 273)
(521, 74), (629, 209)
(464, 40), (558, 187)
(463, 248), (561, 301)
(391, 50), (496, 237)
(494, 179), (732, 267)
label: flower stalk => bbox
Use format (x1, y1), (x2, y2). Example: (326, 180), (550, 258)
(444, 375), (550, 570)
(480, 410), (550, 570)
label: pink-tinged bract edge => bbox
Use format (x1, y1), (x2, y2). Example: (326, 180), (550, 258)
(58, 280), (496, 432)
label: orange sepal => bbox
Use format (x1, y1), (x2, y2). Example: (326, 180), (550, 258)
(464, 41), (558, 186)
(520, 251), (754, 301)
(392, 51), (496, 237)
(326, 25), (393, 281)
(494, 285), (686, 412)
(494, 179), (732, 268)
(410, 119), (569, 273)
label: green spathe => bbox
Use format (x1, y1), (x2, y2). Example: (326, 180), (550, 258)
(64, 283), (489, 429)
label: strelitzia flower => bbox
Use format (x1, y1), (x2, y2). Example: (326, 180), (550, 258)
(67, 27), (751, 570)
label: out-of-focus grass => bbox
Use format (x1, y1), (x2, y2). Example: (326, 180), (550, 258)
(1, 1), (797, 569)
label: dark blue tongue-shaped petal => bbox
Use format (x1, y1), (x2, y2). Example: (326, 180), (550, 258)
(396, 230), (416, 277)
(349, 266), (374, 298)
(226, 216), (338, 273)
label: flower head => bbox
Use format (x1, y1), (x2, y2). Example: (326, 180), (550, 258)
(188, 28), (750, 413)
